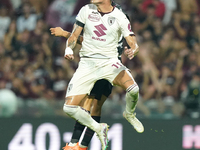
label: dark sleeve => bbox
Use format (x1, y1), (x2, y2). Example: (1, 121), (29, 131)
(75, 20), (85, 28)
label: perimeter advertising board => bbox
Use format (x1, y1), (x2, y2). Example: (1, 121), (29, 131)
(0, 118), (199, 150)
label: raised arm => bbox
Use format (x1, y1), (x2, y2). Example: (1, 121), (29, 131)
(64, 24), (83, 60)
(124, 35), (139, 60)
(50, 27), (83, 45)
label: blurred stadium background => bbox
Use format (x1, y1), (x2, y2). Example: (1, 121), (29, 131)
(0, 0), (200, 150)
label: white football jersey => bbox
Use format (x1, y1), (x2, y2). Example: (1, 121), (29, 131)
(76, 4), (134, 58)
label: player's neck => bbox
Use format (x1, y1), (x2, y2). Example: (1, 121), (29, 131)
(96, 2), (113, 13)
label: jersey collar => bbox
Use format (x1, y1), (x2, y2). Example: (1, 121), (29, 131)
(98, 6), (115, 16)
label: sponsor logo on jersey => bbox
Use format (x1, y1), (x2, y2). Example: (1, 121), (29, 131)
(88, 14), (100, 22)
(92, 36), (106, 42)
(92, 11), (98, 14)
(94, 24), (107, 37)
(108, 17), (115, 26)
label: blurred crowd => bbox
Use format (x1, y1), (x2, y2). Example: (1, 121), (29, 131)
(0, 0), (200, 118)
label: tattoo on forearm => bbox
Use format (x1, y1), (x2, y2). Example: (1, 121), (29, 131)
(68, 40), (76, 49)
(67, 24), (81, 48)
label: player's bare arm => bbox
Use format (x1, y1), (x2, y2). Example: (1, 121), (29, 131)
(125, 35), (139, 60)
(67, 24), (83, 49)
(50, 27), (83, 45)
(50, 27), (70, 38)
(64, 24), (83, 60)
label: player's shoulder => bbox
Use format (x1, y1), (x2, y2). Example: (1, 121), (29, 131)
(79, 4), (97, 15)
(83, 4), (97, 10)
(112, 2), (130, 20)
(112, 2), (122, 11)
(113, 7), (127, 18)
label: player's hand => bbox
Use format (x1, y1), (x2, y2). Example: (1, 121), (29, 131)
(50, 27), (64, 37)
(124, 46), (134, 60)
(64, 47), (74, 60)
(65, 54), (74, 60)
(124, 43), (139, 60)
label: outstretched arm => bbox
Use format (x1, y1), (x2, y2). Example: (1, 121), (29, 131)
(50, 27), (83, 45)
(64, 24), (83, 60)
(124, 35), (139, 59)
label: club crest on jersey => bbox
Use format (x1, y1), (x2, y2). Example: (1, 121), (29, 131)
(88, 14), (100, 22)
(108, 17), (115, 26)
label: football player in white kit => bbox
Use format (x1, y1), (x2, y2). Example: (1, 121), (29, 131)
(62, 0), (144, 150)
(51, 22), (132, 150)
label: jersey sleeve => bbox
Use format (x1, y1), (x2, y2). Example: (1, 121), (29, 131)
(76, 5), (88, 25)
(120, 15), (134, 38)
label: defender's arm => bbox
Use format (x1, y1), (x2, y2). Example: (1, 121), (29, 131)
(50, 27), (83, 45)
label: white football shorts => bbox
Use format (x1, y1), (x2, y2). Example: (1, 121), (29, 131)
(65, 57), (128, 97)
